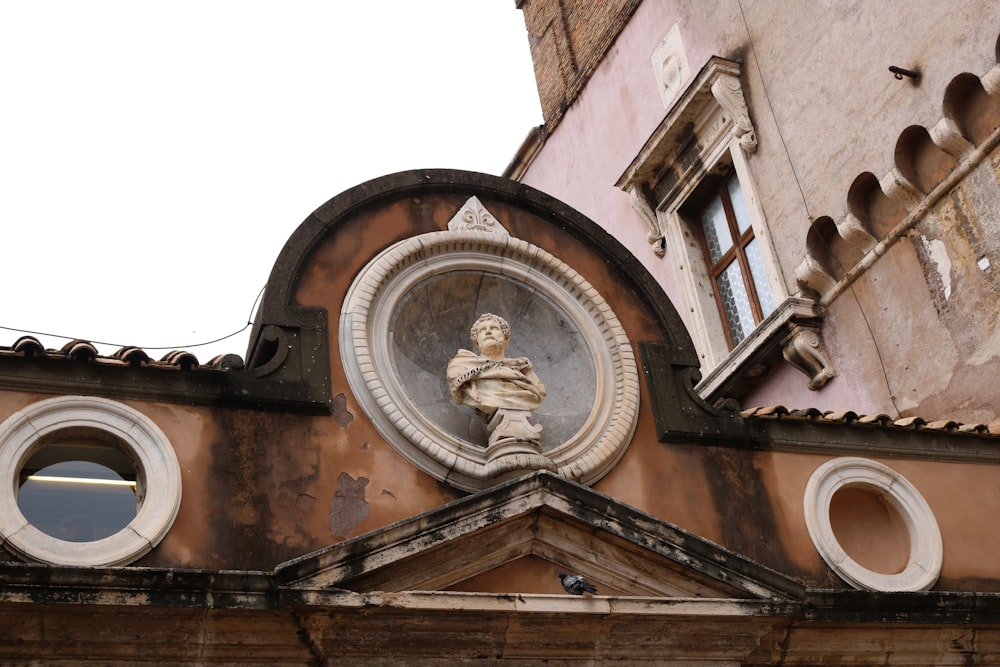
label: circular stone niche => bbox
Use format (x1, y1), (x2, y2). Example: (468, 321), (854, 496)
(803, 457), (942, 592)
(391, 271), (596, 449)
(340, 228), (640, 492)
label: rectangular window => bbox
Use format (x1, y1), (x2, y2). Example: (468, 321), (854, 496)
(696, 171), (775, 348)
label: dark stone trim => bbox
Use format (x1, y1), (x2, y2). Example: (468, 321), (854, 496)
(0, 562), (275, 609)
(250, 169), (700, 365)
(246, 169), (706, 419)
(3, 558), (1000, 629)
(744, 417), (1000, 465)
(639, 342), (749, 443)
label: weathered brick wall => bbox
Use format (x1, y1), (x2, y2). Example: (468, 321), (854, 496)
(517, 0), (641, 128)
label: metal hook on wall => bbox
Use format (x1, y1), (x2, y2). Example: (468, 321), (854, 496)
(889, 65), (920, 81)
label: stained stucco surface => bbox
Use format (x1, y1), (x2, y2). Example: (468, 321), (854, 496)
(518, 0), (1000, 421)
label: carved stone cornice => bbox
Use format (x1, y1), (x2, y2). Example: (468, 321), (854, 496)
(617, 57), (757, 255)
(617, 57), (754, 198)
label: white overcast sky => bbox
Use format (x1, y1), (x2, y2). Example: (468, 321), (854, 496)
(0, 2), (542, 362)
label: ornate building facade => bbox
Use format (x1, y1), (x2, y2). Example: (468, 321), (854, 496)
(2, 2), (1000, 664)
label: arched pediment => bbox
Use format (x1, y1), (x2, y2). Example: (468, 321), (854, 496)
(242, 170), (744, 488)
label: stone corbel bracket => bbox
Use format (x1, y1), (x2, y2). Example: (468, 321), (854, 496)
(627, 184), (665, 256)
(711, 70), (757, 154)
(781, 318), (836, 391)
(697, 297), (835, 401)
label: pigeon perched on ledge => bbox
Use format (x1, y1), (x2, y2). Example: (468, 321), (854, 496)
(558, 572), (597, 595)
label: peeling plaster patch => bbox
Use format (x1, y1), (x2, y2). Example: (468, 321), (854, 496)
(295, 494), (316, 512)
(920, 236), (952, 300)
(331, 393), (354, 429)
(967, 325), (1000, 366)
(329, 472), (369, 539)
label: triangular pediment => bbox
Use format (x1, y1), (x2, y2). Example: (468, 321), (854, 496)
(276, 472), (803, 600)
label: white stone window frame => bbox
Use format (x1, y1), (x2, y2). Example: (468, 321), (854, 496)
(618, 56), (835, 397)
(663, 139), (784, 372)
(803, 457), (943, 592)
(0, 395), (182, 567)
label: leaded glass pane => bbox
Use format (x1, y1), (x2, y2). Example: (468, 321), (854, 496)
(716, 260), (755, 346)
(699, 194), (731, 263)
(727, 176), (752, 234)
(745, 238), (775, 318)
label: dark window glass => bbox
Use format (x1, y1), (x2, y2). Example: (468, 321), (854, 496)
(18, 438), (138, 542)
(696, 171), (775, 348)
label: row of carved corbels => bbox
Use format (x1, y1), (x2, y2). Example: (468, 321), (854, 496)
(796, 62), (1000, 302)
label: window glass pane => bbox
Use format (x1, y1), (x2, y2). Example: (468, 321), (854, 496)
(18, 445), (137, 542)
(727, 175), (753, 234)
(716, 260), (756, 347)
(745, 238), (776, 317)
(699, 193), (731, 263)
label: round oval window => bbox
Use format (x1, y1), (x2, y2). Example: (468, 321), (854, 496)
(17, 432), (140, 542)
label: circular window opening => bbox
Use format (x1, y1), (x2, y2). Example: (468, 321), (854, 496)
(829, 485), (910, 575)
(0, 396), (182, 566)
(803, 457), (943, 592)
(18, 431), (140, 542)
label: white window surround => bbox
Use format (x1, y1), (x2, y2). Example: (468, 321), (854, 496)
(803, 457), (943, 592)
(617, 56), (834, 397)
(0, 395), (182, 567)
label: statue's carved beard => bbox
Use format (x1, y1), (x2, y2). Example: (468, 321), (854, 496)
(478, 339), (507, 357)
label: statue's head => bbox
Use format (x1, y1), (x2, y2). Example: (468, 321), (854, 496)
(470, 313), (510, 355)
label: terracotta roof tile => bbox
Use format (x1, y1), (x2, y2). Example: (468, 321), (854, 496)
(12, 336), (44, 357)
(159, 350), (200, 371)
(823, 410), (859, 424)
(924, 419), (960, 432)
(0, 336), (242, 372)
(60, 339), (98, 362)
(857, 413), (893, 426)
(742, 405), (998, 437)
(112, 346), (151, 367)
(207, 353), (245, 370)
(892, 416), (927, 429)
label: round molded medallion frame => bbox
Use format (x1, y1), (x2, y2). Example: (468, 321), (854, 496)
(0, 395), (182, 566)
(340, 228), (640, 492)
(803, 456), (942, 592)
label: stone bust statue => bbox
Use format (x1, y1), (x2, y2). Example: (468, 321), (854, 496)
(446, 313), (546, 416)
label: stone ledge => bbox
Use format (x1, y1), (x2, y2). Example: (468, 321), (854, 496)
(696, 297), (834, 403)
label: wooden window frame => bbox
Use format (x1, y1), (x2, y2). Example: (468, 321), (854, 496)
(694, 171), (768, 350)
